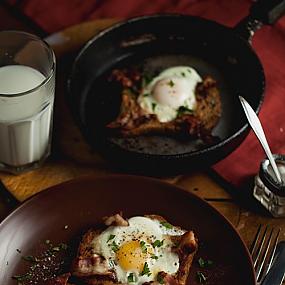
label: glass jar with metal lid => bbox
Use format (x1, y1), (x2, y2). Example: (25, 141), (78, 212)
(254, 154), (285, 217)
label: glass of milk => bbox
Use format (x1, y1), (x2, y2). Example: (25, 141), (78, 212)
(0, 31), (56, 174)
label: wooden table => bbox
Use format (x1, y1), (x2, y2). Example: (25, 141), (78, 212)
(0, 3), (284, 257)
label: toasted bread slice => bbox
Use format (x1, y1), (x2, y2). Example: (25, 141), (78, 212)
(71, 214), (198, 285)
(107, 70), (221, 141)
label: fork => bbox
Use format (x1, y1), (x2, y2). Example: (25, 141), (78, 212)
(250, 225), (281, 284)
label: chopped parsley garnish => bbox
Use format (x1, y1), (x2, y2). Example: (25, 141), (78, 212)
(52, 246), (60, 252)
(198, 258), (205, 267)
(46, 242), (68, 252)
(177, 106), (193, 116)
(152, 103), (157, 111)
(142, 74), (152, 87)
(140, 262), (151, 276)
(198, 257), (213, 268)
(153, 240), (164, 248)
(109, 260), (116, 267)
(140, 241), (147, 253)
(207, 260), (213, 266)
(22, 255), (39, 263)
(187, 69), (192, 73)
(111, 241), (119, 252)
(143, 93), (149, 97)
(197, 271), (207, 283)
(157, 273), (164, 284)
(181, 72), (186, 77)
(12, 273), (31, 282)
(128, 273), (136, 283)
(59, 243), (68, 250)
(167, 80), (175, 87)
(151, 254), (159, 260)
(160, 221), (173, 229)
(107, 234), (116, 243)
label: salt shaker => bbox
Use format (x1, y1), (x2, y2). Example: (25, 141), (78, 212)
(253, 154), (285, 217)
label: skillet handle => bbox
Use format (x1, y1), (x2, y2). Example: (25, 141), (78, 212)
(234, 0), (285, 43)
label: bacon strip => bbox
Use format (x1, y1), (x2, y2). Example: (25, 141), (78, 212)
(175, 231), (198, 285)
(72, 254), (114, 278)
(103, 213), (129, 227)
(178, 231), (198, 254)
(159, 272), (180, 285)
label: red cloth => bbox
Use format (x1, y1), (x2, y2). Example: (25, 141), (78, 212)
(8, 0), (285, 188)
(214, 24), (285, 187)
(8, 0), (252, 34)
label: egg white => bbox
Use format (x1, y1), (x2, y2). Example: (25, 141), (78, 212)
(92, 216), (185, 285)
(138, 66), (202, 123)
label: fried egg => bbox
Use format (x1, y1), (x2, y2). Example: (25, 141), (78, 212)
(138, 66), (202, 123)
(92, 216), (185, 285)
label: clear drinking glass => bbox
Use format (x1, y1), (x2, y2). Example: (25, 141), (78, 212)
(0, 31), (56, 174)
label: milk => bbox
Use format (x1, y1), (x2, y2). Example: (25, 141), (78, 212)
(0, 65), (54, 168)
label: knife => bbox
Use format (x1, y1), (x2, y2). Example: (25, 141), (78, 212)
(262, 241), (285, 285)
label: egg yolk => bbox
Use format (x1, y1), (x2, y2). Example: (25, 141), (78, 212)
(116, 240), (151, 271)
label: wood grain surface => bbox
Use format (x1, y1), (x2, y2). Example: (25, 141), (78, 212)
(0, 18), (284, 252)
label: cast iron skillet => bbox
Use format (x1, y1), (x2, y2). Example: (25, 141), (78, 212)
(68, 0), (285, 174)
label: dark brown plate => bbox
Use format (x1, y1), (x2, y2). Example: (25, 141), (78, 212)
(0, 175), (255, 285)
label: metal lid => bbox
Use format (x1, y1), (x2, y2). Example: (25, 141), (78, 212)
(259, 154), (285, 196)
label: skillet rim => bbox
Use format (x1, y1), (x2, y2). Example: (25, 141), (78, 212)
(67, 13), (266, 159)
